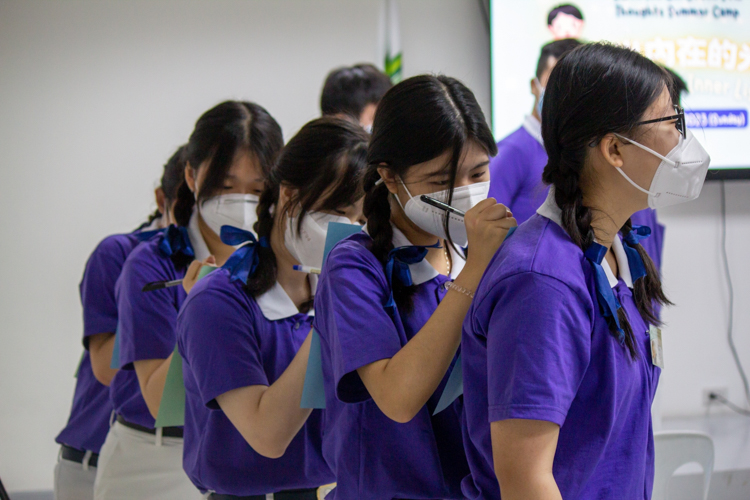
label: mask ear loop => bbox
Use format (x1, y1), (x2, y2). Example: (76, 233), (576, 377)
(611, 133), (672, 197)
(391, 178), (414, 213)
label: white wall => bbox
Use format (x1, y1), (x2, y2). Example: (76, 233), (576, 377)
(658, 180), (750, 418)
(1, 0), (748, 493)
(0, 0), (490, 492)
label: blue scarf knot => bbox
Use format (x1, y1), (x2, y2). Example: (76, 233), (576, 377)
(384, 240), (441, 308)
(584, 242), (625, 345)
(158, 225), (195, 259)
(220, 225), (267, 284)
(621, 225), (651, 283)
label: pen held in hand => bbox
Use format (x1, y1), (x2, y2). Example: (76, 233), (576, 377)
(142, 279), (183, 292)
(293, 265), (321, 275)
(420, 195), (465, 217)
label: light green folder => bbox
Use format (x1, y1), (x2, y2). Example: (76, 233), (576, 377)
(154, 264), (216, 428)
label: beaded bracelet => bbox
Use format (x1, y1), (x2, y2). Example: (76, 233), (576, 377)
(445, 280), (475, 299)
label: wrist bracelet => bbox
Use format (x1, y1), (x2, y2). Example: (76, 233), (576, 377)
(445, 280), (475, 299)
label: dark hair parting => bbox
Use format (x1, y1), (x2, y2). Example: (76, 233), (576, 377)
(173, 101), (284, 227)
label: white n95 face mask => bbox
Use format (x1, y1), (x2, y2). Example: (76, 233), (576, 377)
(614, 129), (711, 209)
(285, 211), (354, 268)
(199, 193), (260, 236)
(396, 180), (490, 247)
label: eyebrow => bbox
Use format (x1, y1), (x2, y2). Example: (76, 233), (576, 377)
(470, 161), (490, 170)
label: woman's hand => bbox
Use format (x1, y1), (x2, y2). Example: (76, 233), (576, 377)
(182, 256), (217, 294)
(456, 198), (516, 291)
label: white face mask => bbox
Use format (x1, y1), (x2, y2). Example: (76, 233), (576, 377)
(199, 193), (260, 237)
(395, 180), (490, 246)
(613, 129), (711, 209)
(285, 211), (355, 268)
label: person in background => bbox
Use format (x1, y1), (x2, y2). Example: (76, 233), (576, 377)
(177, 117), (368, 499)
(314, 75), (515, 499)
(488, 38), (581, 225)
(547, 4), (585, 40)
(462, 42), (710, 500)
(320, 63), (392, 132)
(54, 146), (185, 500)
(93, 101), (283, 500)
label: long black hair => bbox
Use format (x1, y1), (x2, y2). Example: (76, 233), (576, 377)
(246, 117), (369, 307)
(364, 75), (497, 313)
(146, 145), (187, 225)
(173, 101), (284, 227)
(541, 42), (672, 358)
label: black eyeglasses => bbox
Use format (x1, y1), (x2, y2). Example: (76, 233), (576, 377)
(634, 104), (686, 138)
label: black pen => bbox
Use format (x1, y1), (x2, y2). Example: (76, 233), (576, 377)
(420, 195), (465, 217)
(142, 279), (182, 292)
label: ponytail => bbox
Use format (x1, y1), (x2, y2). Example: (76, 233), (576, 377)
(173, 179), (195, 227)
(243, 179), (279, 302)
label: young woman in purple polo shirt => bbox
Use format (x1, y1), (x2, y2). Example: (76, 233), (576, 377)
(54, 146), (184, 500)
(462, 43), (711, 499)
(176, 117), (368, 500)
(313, 75), (516, 499)
(93, 101), (283, 500)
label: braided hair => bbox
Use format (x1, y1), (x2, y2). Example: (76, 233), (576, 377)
(541, 42), (672, 359)
(173, 101), (284, 227)
(245, 117), (369, 309)
(364, 75), (497, 313)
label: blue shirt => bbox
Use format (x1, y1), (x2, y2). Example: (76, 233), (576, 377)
(177, 268), (333, 495)
(461, 192), (660, 499)
(56, 231), (145, 453)
(313, 229), (468, 500)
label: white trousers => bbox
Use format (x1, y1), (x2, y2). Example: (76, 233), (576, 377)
(93, 421), (203, 500)
(54, 450), (96, 500)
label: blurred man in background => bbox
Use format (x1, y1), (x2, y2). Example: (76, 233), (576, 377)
(320, 63), (392, 132)
(488, 38), (582, 224)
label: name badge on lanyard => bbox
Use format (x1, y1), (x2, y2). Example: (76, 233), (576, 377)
(649, 325), (664, 369)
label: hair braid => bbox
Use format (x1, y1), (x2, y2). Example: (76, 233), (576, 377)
(619, 219), (672, 327)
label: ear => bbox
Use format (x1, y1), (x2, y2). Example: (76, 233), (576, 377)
(154, 187), (166, 214)
(278, 184), (299, 217)
(376, 165), (399, 195)
(184, 164), (197, 193)
(598, 134), (625, 170)
(530, 78), (539, 98)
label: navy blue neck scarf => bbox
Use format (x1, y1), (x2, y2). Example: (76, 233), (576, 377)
(219, 226), (268, 284)
(583, 225), (651, 345)
(384, 240), (441, 309)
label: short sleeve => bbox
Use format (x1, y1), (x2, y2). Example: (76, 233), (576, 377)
(482, 272), (592, 426)
(177, 277), (268, 409)
(314, 242), (403, 403)
(488, 141), (524, 209)
(115, 244), (182, 368)
(80, 236), (131, 346)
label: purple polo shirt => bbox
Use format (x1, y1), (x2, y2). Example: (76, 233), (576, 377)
(313, 231), (468, 500)
(110, 232), (189, 428)
(488, 119), (549, 224)
(177, 268), (333, 495)
(55, 232), (144, 453)
(461, 197), (660, 499)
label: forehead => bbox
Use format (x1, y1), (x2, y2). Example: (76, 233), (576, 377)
(640, 84), (673, 121)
